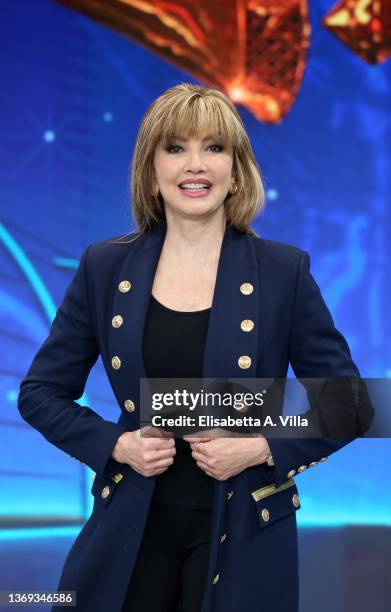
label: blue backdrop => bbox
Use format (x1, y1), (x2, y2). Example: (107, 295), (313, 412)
(1, 0), (390, 543)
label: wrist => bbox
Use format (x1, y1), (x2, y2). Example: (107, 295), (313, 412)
(250, 437), (272, 467)
(262, 438), (274, 466)
(112, 432), (127, 462)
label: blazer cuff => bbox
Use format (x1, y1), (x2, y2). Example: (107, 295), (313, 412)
(87, 421), (129, 479)
(263, 436), (353, 488)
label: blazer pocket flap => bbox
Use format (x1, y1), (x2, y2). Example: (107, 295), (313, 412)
(91, 471), (124, 506)
(251, 479), (300, 528)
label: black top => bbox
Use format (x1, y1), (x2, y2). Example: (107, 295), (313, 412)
(142, 293), (214, 509)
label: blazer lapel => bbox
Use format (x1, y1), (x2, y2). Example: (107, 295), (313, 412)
(109, 219), (260, 428)
(201, 223), (260, 380)
(108, 221), (166, 426)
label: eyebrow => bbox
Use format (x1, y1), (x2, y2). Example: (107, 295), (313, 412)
(171, 134), (221, 142)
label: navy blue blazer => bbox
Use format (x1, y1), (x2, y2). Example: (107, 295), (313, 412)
(18, 220), (362, 612)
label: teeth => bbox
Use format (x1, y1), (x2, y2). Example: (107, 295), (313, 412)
(180, 183), (210, 189)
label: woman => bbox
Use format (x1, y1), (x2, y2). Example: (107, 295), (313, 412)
(18, 83), (363, 612)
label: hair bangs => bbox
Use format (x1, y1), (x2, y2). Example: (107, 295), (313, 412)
(157, 95), (239, 150)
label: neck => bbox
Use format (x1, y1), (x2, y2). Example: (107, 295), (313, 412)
(161, 210), (228, 263)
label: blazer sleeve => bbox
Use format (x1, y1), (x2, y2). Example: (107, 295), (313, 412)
(263, 250), (372, 488)
(17, 245), (128, 479)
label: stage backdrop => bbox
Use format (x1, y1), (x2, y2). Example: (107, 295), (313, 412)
(0, 1), (390, 609)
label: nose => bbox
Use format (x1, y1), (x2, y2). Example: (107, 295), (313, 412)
(184, 149), (207, 172)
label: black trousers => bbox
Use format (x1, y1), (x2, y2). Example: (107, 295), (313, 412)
(122, 500), (212, 612)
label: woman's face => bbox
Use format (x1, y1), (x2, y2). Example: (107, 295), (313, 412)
(153, 134), (234, 220)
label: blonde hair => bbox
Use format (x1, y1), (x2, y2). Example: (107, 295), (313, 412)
(119, 83), (266, 243)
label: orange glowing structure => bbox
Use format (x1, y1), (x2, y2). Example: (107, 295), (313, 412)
(323, 0), (391, 64)
(55, 0), (312, 123)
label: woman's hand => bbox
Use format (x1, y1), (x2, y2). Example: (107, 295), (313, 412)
(183, 433), (271, 481)
(111, 426), (176, 477)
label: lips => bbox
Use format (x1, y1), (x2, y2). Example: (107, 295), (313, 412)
(178, 182), (212, 198)
(178, 179), (212, 188)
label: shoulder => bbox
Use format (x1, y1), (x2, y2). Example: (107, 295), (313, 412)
(88, 230), (142, 252)
(253, 235), (304, 258)
(246, 233), (308, 271)
(77, 231), (143, 291)
(84, 230), (142, 264)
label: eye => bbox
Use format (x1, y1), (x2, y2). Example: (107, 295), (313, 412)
(166, 145), (181, 153)
(165, 143), (225, 154)
(209, 144), (224, 152)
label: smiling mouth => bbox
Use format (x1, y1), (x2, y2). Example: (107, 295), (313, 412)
(179, 185), (211, 191)
(177, 184), (213, 199)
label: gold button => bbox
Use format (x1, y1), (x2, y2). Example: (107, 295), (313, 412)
(238, 355), (251, 369)
(220, 533), (227, 544)
(287, 469), (296, 478)
(112, 473), (124, 483)
(261, 508), (270, 522)
(240, 319), (254, 332)
(319, 457), (328, 462)
(309, 462), (318, 468)
(240, 282), (253, 295)
(119, 280), (131, 293)
(111, 356), (121, 369)
(212, 574), (220, 585)
(112, 315), (124, 328)
(226, 490), (234, 501)
(101, 485), (110, 499)
(298, 465), (307, 473)
(292, 493), (300, 508)
(124, 399), (135, 412)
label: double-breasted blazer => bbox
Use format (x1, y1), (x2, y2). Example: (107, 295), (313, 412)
(18, 219), (362, 612)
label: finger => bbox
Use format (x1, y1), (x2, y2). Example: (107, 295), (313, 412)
(189, 440), (207, 448)
(153, 467), (170, 475)
(154, 429), (174, 439)
(191, 449), (206, 461)
(155, 447), (176, 459)
(197, 462), (213, 477)
(143, 427), (174, 442)
(150, 456), (174, 470)
(145, 448), (175, 463)
(142, 426), (167, 438)
(191, 444), (210, 457)
(143, 436), (175, 450)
